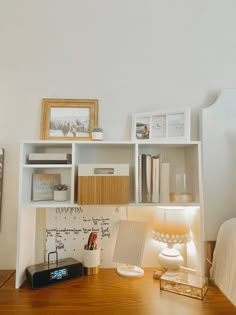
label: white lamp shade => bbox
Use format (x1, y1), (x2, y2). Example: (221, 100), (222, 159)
(153, 207), (191, 244)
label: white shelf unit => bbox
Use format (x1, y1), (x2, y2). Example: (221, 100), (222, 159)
(15, 140), (204, 288)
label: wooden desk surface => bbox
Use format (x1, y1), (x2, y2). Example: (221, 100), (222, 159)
(0, 268), (235, 315)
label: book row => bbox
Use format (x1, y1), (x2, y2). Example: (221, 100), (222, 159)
(138, 154), (170, 203)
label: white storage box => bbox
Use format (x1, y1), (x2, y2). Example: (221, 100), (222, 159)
(78, 164), (129, 205)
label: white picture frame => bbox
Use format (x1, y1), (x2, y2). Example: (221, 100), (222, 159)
(131, 108), (191, 142)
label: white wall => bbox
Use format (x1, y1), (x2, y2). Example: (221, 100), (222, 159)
(1, 0), (236, 268)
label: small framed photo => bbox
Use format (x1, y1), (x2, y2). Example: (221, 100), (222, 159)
(32, 173), (61, 201)
(40, 99), (98, 140)
(131, 108), (191, 142)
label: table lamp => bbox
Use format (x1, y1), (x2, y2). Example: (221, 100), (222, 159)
(113, 220), (147, 277)
(153, 207), (191, 271)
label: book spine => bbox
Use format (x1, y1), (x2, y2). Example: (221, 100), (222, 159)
(160, 162), (170, 203)
(145, 154), (152, 203)
(152, 155), (160, 203)
(141, 154), (147, 202)
(138, 155), (142, 202)
(27, 160), (72, 164)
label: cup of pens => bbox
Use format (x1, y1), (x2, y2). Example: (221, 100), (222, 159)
(83, 232), (100, 276)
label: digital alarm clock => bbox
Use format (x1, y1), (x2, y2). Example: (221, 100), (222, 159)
(26, 255), (83, 289)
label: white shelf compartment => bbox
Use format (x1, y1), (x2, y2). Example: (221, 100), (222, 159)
(136, 142), (201, 204)
(21, 141), (73, 164)
(75, 142), (136, 204)
(19, 141), (75, 208)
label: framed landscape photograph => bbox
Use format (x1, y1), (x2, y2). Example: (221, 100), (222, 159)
(40, 99), (98, 140)
(131, 108), (191, 142)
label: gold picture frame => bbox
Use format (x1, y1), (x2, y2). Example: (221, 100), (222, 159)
(40, 99), (98, 140)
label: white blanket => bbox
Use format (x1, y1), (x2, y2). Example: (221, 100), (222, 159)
(210, 217), (236, 306)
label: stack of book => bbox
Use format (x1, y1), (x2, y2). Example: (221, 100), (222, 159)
(138, 154), (170, 203)
(27, 153), (72, 164)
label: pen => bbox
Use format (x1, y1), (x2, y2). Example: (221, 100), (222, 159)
(86, 232), (97, 250)
(90, 233), (97, 250)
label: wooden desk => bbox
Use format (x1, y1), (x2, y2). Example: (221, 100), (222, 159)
(0, 268), (235, 315)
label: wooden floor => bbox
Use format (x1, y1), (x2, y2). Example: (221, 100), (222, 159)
(0, 269), (236, 315)
(0, 270), (15, 288)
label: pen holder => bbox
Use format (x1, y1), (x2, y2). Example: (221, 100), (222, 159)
(83, 248), (100, 276)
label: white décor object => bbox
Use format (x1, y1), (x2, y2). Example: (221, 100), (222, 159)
(53, 190), (67, 202)
(92, 128), (104, 141)
(92, 132), (103, 141)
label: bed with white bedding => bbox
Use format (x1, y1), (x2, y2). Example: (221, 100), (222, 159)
(210, 217), (236, 306)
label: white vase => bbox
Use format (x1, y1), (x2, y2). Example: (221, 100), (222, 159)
(54, 190), (67, 202)
(92, 132), (104, 141)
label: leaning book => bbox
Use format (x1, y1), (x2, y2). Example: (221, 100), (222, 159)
(32, 174), (61, 201)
